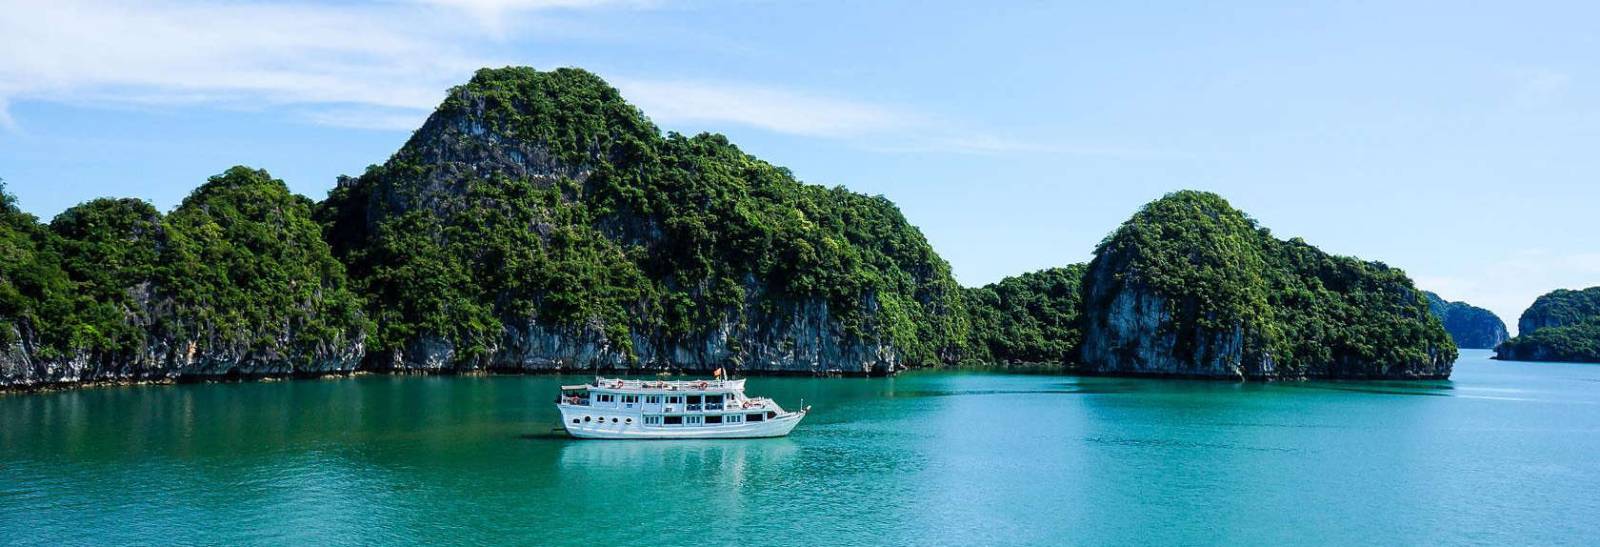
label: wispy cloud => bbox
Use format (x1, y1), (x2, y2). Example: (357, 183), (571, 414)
(298, 107), (433, 132)
(1509, 67), (1573, 109)
(615, 79), (1179, 157)
(0, 0), (1158, 157)
(0, 96), (14, 131)
(615, 78), (914, 139)
(873, 134), (1191, 159)
(0, 0), (492, 122)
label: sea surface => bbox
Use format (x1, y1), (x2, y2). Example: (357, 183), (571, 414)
(2, 349), (1598, 546)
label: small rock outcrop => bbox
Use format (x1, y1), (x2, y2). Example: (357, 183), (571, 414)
(1424, 292), (1510, 349)
(1079, 191), (1455, 380)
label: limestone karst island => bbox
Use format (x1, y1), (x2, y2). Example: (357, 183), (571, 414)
(4, 68), (1464, 387)
(4, 2), (1599, 545)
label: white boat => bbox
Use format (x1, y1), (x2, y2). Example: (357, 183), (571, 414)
(556, 376), (809, 439)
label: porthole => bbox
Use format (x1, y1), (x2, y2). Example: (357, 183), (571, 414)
(625, 418), (633, 424)
(584, 416), (592, 422)
(571, 419), (579, 424)
(612, 418), (619, 423)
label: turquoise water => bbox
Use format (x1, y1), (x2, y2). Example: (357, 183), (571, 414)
(3, 349), (1598, 545)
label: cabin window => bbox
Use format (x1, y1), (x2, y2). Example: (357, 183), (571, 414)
(571, 419), (580, 424)
(686, 416), (703, 425)
(664, 416), (683, 425)
(667, 396), (684, 404)
(645, 416), (662, 425)
(705, 415), (724, 424)
(686, 395), (702, 404)
(766, 411), (777, 419)
(746, 413), (764, 422)
(646, 395), (661, 404)
(621, 395), (639, 404)
(726, 414), (742, 423)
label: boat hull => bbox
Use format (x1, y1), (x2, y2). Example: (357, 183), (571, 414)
(558, 405), (806, 439)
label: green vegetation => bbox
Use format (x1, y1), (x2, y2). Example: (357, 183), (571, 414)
(1496, 319), (1600, 363)
(1514, 287), (1600, 334)
(1, 168), (367, 375)
(1496, 287), (1600, 363)
(1084, 191), (1455, 378)
(3, 67), (1474, 386)
(1264, 236), (1455, 377)
(46, 198), (165, 360)
(321, 67), (965, 367)
(0, 179), (77, 357)
(159, 167), (369, 360)
(964, 265), (1086, 364)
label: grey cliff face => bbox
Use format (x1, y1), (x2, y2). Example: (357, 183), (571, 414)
(1, 284), (366, 389)
(1079, 258), (1271, 379)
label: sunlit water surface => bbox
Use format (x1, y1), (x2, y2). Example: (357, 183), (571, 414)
(3, 350), (1598, 545)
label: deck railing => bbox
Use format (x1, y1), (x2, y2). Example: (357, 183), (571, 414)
(590, 377), (746, 391)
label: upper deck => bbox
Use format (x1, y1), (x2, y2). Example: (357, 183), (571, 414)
(562, 377), (747, 394)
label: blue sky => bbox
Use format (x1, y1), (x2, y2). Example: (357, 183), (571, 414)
(1, 1), (1596, 332)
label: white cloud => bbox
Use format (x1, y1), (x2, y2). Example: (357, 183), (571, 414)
(406, 0), (656, 38)
(615, 78), (913, 138)
(1509, 67), (1572, 109)
(298, 107), (433, 132)
(875, 134), (1188, 158)
(0, 0), (492, 122)
(0, 0), (1142, 156)
(0, 96), (13, 131)
(613, 79), (1180, 156)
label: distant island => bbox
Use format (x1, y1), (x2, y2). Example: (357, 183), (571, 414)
(0, 67), (1460, 390)
(1495, 287), (1600, 363)
(1425, 292), (1509, 349)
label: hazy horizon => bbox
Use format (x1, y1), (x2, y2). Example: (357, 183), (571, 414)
(3, 1), (1596, 333)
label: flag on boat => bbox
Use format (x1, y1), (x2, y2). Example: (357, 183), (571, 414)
(713, 367), (724, 379)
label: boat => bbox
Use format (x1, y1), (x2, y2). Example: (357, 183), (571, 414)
(556, 376), (810, 439)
